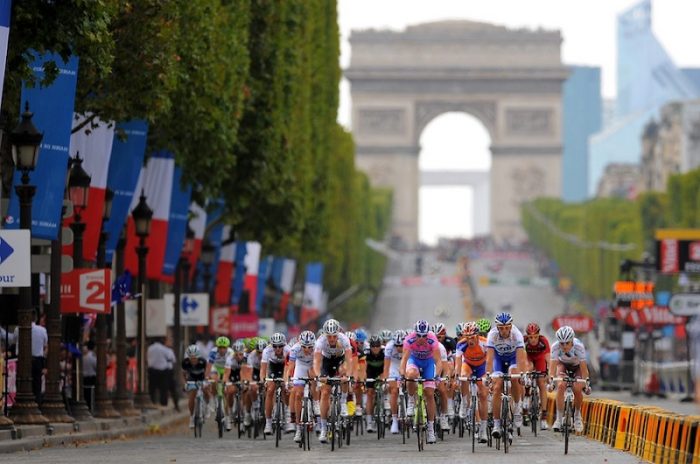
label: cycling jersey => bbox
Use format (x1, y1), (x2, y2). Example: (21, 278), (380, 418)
(550, 338), (586, 367)
(289, 343), (314, 386)
(229, 353), (247, 381)
(208, 347), (234, 374)
(246, 350), (262, 370)
(456, 338), (488, 367)
(441, 336), (457, 359)
(261, 344), (290, 364)
(486, 325), (525, 356)
(364, 347), (385, 382)
(314, 333), (351, 358)
(182, 357), (207, 381)
(384, 340), (403, 379)
(525, 335), (551, 372)
(403, 331), (440, 360)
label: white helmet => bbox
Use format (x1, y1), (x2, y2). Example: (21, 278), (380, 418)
(323, 319), (340, 335)
(431, 323), (446, 335)
(393, 329), (406, 345)
(270, 332), (286, 346)
(299, 330), (316, 347)
(185, 344), (200, 358)
(556, 326), (575, 343)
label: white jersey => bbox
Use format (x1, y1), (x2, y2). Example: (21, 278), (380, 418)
(208, 347), (233, 370)
(551, 339), (587, 367)
(261, 344), (290, 364)
(486, 325), (525, 357)
(438, 342), (448, 362)
(246, 350), (262, 370)
(289, 343), (314, 367)
(314, 333), (351, 358)
(384, 340), (403, 379)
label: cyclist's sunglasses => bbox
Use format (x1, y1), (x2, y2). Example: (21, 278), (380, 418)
(272, 344), (285, 349)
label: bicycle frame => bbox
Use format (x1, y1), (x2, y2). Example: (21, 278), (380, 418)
(552, 376), (588, 455)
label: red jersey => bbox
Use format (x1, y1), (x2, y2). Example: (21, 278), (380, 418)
(525, 335), (550, 372)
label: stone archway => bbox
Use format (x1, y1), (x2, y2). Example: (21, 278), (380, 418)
(346, 20), (567, 245)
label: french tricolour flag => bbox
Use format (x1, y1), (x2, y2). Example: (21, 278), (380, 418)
(186, 202), (207, 280)
(123, 152), (174, 281)
(215, 225), (235, 307)
(0, 1), (11, 110)
(243, 242), (261, 314)
(64, 114), (115, 263)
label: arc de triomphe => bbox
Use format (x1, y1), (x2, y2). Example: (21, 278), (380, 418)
(345, 20), (568, 245)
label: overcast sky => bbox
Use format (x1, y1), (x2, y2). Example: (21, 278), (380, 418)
(336, 0), (700, 244)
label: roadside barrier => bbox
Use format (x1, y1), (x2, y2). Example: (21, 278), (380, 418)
(544, 392), (699, 462)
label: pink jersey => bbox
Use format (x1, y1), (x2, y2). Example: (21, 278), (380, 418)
(403, 331), (440, 360)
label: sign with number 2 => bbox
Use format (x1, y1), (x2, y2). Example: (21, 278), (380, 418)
(61, 269), (112, 314)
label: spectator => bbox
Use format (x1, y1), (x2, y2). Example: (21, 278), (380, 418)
(1, 311), (49, 404)
(82, 341), (97, 410)
(164, 337), (179, 412)
(147, 338), (170, 406)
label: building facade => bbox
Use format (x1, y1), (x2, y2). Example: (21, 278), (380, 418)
(596, 163), (640, 198)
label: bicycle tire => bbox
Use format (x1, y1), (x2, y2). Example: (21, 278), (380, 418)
(415, 396), (423, 452)
(400, 397), (407, 444)
(217, 396), (224, 439)
(564, 398), (571, 455)
(330, 393), (337, 451)
(531, 389), (539, 436)
(275, 390), (282, 448)
(471, 400), (476, 452)
(502, 396), (509, 454)
(194, 395), (202, 438)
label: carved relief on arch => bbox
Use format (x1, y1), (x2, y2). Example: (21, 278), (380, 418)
(414, 100), (497, 143)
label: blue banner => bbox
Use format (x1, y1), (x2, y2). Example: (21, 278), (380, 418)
(6, 53), (79, 239)
(0, 0), (12, 110)
(103, 120), (148, 263)
(231, 242), (247, 305)
(256, 255), (273, 314)
(270, 257), (284, 290)
(161, 165), (192, 278)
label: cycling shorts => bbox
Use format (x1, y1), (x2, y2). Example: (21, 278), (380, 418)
(407, 356), (435, 389)
(461, 362), (486, 379)
(321, 356), (344, 377)
(493, 352), (517, 375)
(266, 362), (285, 379)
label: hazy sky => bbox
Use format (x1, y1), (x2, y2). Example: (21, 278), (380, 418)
(336, 0), (700, 244)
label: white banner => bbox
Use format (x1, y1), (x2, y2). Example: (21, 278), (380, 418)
(125, 299), (138, 338)
(146, 299), (166, 337)
(258, 317), (275, 338)
(0, 230), (31, 287)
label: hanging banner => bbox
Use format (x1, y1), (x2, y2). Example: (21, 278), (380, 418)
(551, 314), (595, 334)
(243, 242), (261, 314)
(215, 226), (235, 307)
(186, 202), (206, 280)
(0, 0), (11, 110)
(230, 312), (259, 339)
(60, 268), (112, 314)
(161, 166), (191, 281)
(0, 230), (31, 287)
(210, 306), (229, 335)
(256, 255), (273, 315)
(193, 200), (223, 292)
(231, 242), (247, 311)
(300, 262), (323, 326)
(123, 151), (174, 280)
(5, 53), (79, 240)
(103, 120), (148, 262)
(63, 115), (115, 263)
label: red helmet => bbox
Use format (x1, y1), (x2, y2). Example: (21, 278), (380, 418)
(526, 322), (540, 335)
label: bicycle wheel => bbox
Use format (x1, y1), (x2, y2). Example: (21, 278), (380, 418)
(194, 396), (202, 438)
(217, 397), (224, 439)
(275, 392), (282, 448)
(531, 390), (539, 436)
(400, 396), (407, 444)
(470, 401), (476, 452)
(236, 393), (244, 439)
(564, 398), (571, 455)
(329, 395), (337, 451)
(415, 397), (423, 452)
(502, 397), (509, 454)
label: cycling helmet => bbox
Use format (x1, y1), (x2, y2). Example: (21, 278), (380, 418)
(556, 325), (575, 343)
(323, 318), (340, 335)
(476, 318), (491, 334)
(393, 329), (406, 345)
(494, 312), (513, 326)
(347, 331), (357, 342)
(431, 322), (446, 335)
(185, 344), (200, 358)
(299, 330), (316, 347)
(270, 332), (286, 346)
(414, 319), (430, 336)
(288, 336), (298, 347)
(369, 335), (382, 347)
(380, 329), (392, 342)
(526, 322), (541, 335)
(256, 338), (268, 351)
(463, 322), (479, 337)
(355, 328), (368, 343)
(455, 322), (466, 338)
(215, 336), (231, 348)
(232, 340), (246, 353)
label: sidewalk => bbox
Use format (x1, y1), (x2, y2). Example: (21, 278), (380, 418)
(0, 407), (188, 454)
(592, 390), (699, 416)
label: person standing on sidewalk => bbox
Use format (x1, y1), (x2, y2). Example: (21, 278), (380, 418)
(82, 341), (97, 411)
(147, 338), (170, 406)
(164, 338), (179, 411)
(1, 310), (49, 404)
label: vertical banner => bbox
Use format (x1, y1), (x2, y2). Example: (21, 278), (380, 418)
(193, 200), (223, 292)
(0, 0), (11, 109)
(243, 242), (261, 314)
(103, 120), (148, 263)
(6, 53), (80, 240)
(300, 262), (323, 326)
(281, 259), (296, 324)
(215, 226), (235, 306)
(161, 166), (191, 282)
(186, 202), (206, 279)
(659, 239), (679, 274)
(64, 114), (115, 262)
(255, 255), (273, 315)
(123, 152), (174, 280)
(231, 242), (247, 312)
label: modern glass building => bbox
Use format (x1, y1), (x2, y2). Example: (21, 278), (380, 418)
(588, 0), (700, 195)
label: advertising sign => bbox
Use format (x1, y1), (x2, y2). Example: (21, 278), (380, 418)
(655, 229), (700, 273)
(551, 314), (595, 334)
(230, 313), (259, 339)
(210, 307), (230, 335)
(60, 268), (111, 313)
(164, 292), (209, 326)
(0, 230), (30, 287)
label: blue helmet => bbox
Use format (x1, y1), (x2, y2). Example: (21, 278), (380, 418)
(495, 312), (513, 326)
(414, 319), (430, 336)
(355, 328), (368, 343)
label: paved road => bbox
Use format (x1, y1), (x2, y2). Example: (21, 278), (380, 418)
(7, 417), (639, 463)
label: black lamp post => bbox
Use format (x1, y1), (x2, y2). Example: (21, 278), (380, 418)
(132, 191), (153, 409)
(173, 222), (195, 390)
(94, 188), (119, 418)
(67, 154), (93, 420)
(201, 238), (215, 297)
(8, 103), (49, 425)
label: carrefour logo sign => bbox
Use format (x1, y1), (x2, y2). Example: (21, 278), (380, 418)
(0, 230), (31, 287)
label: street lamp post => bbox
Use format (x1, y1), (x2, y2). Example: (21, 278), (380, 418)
(8, 103), (48, 425)
(131, 191), (153, 409)
(67, 154), (93, 421)
(94, 188), (120, 418)
(173, 224), (195, 386)
(201, 238), (215, 298)
(180, 225), (194, 347)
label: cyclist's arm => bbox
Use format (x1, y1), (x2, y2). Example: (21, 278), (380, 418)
(285, 361), (295, 383)
(260, 361), (268, 381)
(344, 348), (353, 378)
(486, 347), (494, 374)
(382, 357), (391, 380)
(579, 360), (589, 379)
(547, 357), (557, 379)
(544, 353), (551, 372)
(454, 352), (462, 377)
(241, 365), (252, 382)
(313, 352), (322, 377)
(399, 348), (409, 376)
(433, 347), (442, 376)
(516, 347), (527, 372)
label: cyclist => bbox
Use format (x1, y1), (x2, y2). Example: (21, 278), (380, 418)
(476, 318), (491, 338)
(524, 322), (551, 431)
(547, 326), (590, 433)
(347, 330), (365, 418)
(454, 322), (489, 443)
(379, 329), (393, 346)
(363, 335), (385, 432)
(243, 338), (268, 425)
(383, 329), (406, 434)
(455, 322), (467, 339)
(182, 344), (208, 429)
(432, 323), (452, 431)
(286, 330), (318, 443)
(207, 336), (235, 431)
(261, 332), (292, 435)
(485, 312), (527, 440)
(313, 318), (353, 444)
(229, 340), (249, 428)
(401, 319), (442, 444)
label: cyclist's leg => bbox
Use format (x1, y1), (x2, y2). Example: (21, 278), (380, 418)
(555, 363), (566, 422)
(423, 361), (437, 422)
